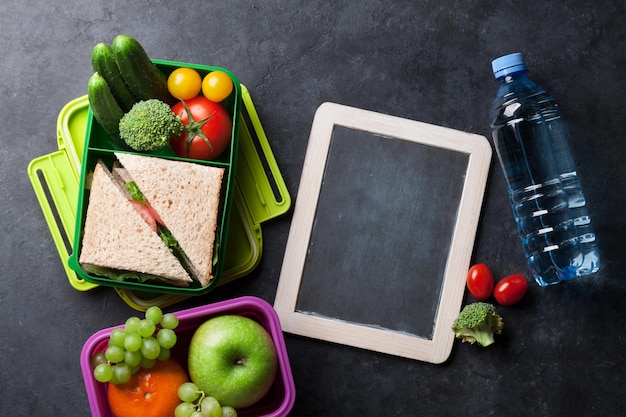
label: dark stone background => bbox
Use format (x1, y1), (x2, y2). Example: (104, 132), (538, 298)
(1, 1), (624, 415)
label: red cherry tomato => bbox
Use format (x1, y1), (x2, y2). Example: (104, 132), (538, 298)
(466, 263), (495, 300)
(494, 273), (528, 305)
(170, 96), (232, 160)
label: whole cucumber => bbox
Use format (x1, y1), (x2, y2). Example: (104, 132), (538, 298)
(112, 34), (176, 105)
(87, 72), (125, 147)
(91, 42), (137, 112)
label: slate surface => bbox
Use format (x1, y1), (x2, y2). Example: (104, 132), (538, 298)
(1, 1), (624, 415)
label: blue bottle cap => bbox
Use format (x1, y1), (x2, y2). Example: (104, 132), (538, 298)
(492, 53), (527, 79)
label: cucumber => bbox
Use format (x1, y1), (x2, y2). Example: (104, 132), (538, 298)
(90, 42), (137, 112)
(112, 34), (176, 105)
(87, 72), (125, 147)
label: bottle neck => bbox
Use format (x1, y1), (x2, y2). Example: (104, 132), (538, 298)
(496, 70), (529, 83)
(490, 69), (548, 121)
(495, 69), (543, 99)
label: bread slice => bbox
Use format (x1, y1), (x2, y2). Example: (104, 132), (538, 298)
(78, 160), (193, 286)
(114, 152), (224, 287)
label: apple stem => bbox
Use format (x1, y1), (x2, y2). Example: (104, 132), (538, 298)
(235, 358), (247, 365)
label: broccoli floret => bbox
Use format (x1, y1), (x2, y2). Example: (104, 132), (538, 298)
(452, 302), (504, 347)
(119, 99), (183, 151)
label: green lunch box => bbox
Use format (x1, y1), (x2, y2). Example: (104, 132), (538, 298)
(28, 84), (290, 310)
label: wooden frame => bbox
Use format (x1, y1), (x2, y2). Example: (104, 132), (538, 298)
(273, 102), (492, 363)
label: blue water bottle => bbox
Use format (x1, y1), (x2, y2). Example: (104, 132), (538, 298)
(489, 53), (600, 286)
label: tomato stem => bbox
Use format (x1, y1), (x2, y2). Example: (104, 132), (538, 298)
(179, 99), (216, 154)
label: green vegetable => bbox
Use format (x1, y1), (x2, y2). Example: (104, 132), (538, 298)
(82, 264), (174, 285)
(123, 181), (146, 205)
(451, 302), (504, 347)
(119, 99), (184, 151)
(112, 34), (176, 104)
(158, 227), (183, 254)
(91, 42), (137, 112)
(87, 72), (125, 147)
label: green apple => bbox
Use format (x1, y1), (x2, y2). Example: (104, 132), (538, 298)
(187, 315), (278, 408)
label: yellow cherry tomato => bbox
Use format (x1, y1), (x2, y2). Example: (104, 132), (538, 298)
(167, 67), (202, 100)
(201, 71), (233, 102)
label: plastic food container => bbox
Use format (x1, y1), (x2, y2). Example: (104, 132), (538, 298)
(66, 60), (242, 295)
(28, 87), (290, 309)
(80, 296), (295, 417)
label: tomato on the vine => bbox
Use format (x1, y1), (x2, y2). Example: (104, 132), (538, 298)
(466, 263), (495, 300)
(167, 67), (202, 100)
(170, 96), (232, 160)
(494, 273), (528, 305)
(202, 71), (233, 103)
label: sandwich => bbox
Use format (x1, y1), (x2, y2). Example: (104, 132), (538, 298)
(78, 160), (193, 286)
(78, 153), (224, 287)
(114, 152), (224, 287)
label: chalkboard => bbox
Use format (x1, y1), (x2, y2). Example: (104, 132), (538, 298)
(273, 103), (492, 363)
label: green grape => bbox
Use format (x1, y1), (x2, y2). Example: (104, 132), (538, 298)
(125, 316), (141, 333)
(109, 328), (127, 348)
(93, 363), (113, 383)
(175, 402), (197, 417)
(145, 306), (163, 324)
(157, 328), (177, 349)
(140, 356), (156, 369)
(161, 313), (179, 330)
(191, 412), (203, 417)
(124, 332), (143, 352)
(141, 336), (161, 360)
(138, 319), (157, 338)
(178, 382), (201, 403)
(90, 350), (107, 368)
(200, 396), (222, 417)
(105, 345), (125, 364)
(111, 363), (132, 384)
(221, 406), (237, 417)
(109, 372), (120, 385)
(124, 349), (142, 368)
(157, 347), (171, 361)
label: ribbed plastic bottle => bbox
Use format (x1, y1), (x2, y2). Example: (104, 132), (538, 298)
(489, 53), (600, 286)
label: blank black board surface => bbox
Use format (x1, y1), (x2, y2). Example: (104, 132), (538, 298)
(274, 102), (492, 363)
